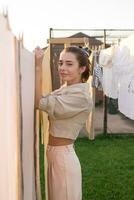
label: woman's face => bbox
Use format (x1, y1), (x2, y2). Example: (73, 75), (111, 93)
(58, 51), (85, 85)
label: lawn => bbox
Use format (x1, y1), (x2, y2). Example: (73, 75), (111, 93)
(40, 134), (134, 200)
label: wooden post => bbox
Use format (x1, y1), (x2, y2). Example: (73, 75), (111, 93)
(87, 76), (95, 140)
(64, 43), (70, 48)
(86, 43), (95, 140)
(34, 51), (42, 200)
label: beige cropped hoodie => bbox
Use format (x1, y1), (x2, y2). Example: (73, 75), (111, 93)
(39, 83), (93, 140)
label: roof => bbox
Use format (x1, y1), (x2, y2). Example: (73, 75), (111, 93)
(68, 32), (103, 46)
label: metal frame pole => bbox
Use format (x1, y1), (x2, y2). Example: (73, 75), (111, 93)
(103, 29), (107, 135)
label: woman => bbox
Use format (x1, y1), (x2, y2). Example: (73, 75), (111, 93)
(35, 46), (93, 200)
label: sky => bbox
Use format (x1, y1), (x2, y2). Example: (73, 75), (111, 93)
(0, 0), (134, 51)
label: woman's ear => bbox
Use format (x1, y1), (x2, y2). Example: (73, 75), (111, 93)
(80, 66), (86, 74)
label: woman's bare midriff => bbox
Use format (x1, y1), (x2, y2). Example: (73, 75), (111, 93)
(48, 133), (74, 146)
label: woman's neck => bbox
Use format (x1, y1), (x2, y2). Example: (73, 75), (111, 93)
(66, 79), (82, 86)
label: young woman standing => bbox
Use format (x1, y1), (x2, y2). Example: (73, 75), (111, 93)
(35, 46), (93, 200)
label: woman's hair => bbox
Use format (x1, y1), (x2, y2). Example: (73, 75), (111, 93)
(62, 46), (91, 82)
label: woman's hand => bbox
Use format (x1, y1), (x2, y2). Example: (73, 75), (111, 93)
(34, 46), (44, 66)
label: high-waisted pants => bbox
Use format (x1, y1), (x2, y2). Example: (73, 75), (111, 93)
(46, 144), (82, 200)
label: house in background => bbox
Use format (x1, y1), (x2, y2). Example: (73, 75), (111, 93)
(68, 32), (103, 48)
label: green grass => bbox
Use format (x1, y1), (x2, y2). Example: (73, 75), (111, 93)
(39, 133), (45, 199)
(40, 134), (134, 200)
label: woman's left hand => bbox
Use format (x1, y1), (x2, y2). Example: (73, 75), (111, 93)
(34, 46), (44, 66)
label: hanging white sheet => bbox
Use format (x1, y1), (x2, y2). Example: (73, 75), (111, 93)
(20, 46), (36, 200)
(0, 14), (21, 200)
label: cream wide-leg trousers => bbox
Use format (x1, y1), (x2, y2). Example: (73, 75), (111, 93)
(46, 144), (82, 200)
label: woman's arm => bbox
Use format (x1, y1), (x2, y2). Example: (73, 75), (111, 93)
(39, 90), (93, 119)
(34, 47), (44, 109)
